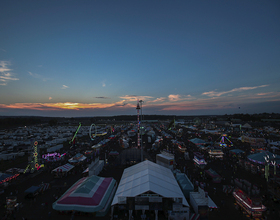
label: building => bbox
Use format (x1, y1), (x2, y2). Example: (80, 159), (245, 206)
(111, 160), (190, 220)
(175, 173), (194, 199)
(156, 151), (174, 170)
(189, 187), (217, 220)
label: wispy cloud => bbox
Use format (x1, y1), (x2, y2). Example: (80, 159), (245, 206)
(168, 94), (181, 101)
(0, 49), (6, 52)
(257, 92), (273, 96)
(28, 71), (51, 81)
(28, 71), (41, 78)
(0, 101), (134, 111)
(61, 85), (69, 89)
(0, 73), (19, 81)
(95, 96), (110, 99)
(167, 94), (193, 102)
(149, 97), (166, 103)
(113, 100), (129, 107)
(120, 95), (154, 102)
(0, 61), (19, 86)
(202, 85), (269, 97)
(102, 82), (106, 87)
(1, 89), (279, 114)
(0, 61), (12, 73)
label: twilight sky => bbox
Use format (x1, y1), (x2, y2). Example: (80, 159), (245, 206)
(1, 0), (280, 117)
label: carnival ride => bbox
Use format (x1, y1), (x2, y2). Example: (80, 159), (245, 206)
(24, 141), (44, 173)
(42, 152), (66, 162)
(89, 124), (107, 141)
(69, 123), (82, 144)
(217, 134), (233, 147)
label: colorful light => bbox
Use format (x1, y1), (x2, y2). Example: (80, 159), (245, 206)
(89, 123), (97, 140)
(69, 123), (81, 144)
(0, 174), (20, 185)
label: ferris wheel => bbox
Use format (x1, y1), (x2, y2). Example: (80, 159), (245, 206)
(89, 124), (109, 140)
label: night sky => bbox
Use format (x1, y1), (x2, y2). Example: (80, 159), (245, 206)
(1, 0), (280, 117)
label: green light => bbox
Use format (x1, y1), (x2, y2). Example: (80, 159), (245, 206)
(70, 123), (81, 144)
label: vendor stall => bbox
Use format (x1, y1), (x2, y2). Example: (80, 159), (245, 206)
(24, 186), (40, 198)
(208, 149), (224, 159)
(205, 169), (222, 183)
(193, 156), (207, 169)
(52, 163), (74, 178)
(0, 173), (20, 185)
(68, 153), (86, 163)
(233, 189), (266, 218)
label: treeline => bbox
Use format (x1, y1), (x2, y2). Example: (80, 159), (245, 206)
(231, 114), (260, 122)
(1, 112), (279, 129)
(231, 113), (280, 122)
(90, 115), (189, 122)
(0, 117), (42, 129)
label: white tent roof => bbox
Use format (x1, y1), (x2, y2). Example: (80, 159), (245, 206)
(112, 160), (189, 207)
(190, 187), (217, 208)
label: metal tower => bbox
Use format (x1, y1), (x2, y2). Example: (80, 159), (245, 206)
(139, 100), (144, 162)
(136, 100), (141, 160)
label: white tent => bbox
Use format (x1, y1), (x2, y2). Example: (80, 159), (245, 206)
(112, 160), (189, 207)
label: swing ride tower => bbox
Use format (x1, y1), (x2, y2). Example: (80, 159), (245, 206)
(24, 140), (41, 173)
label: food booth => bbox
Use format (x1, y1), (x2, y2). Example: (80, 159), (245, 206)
(193, 156), (207, 169)
(233, 189), (266, 218)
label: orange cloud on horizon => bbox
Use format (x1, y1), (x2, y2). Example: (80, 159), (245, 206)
(0, 101), (133, 111)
